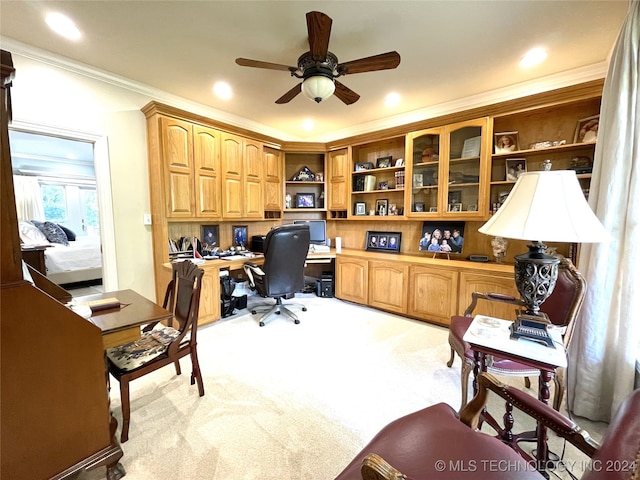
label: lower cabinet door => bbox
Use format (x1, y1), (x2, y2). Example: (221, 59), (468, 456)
(408, 265), (459, 326)
(335, 256), (368, 304)
(368, 260), (408, 314)
(199, 268), (221, 325)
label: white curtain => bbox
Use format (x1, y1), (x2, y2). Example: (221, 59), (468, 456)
(13, 175), (44, 222)
(568, 0), (640, 422)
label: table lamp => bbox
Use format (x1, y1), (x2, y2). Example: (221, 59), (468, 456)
(479, 169), (609, 321)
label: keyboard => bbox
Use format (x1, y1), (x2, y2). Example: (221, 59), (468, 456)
(220, 255), (246, 261)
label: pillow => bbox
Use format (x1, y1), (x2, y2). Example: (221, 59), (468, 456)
(18, 221), (48, 244)
(40, 221), (69, 246)
(58, 224), (77, 241)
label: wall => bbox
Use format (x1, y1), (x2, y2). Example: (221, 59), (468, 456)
(10, 54), (157, 298)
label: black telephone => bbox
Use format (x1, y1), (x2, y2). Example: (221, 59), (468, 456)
(510, 315), (555, 348)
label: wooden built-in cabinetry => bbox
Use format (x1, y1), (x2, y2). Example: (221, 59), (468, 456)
(336, 249), (518, 327)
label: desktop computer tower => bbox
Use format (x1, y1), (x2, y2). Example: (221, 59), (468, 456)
(316, 271), (333, 298)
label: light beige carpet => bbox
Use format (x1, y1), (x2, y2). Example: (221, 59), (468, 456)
(84, 294), (607, 479)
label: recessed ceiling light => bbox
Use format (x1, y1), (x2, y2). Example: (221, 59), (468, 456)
(45, 12), (82, 41)
(302, 119), (315, 131)
(385, 92), (401, 108)
(213, 82), (232, 100)
(520, 48), (547, 68)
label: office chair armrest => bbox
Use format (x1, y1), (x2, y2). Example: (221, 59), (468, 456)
(460, 373), (599, 457)
(243, 262), (265, 288)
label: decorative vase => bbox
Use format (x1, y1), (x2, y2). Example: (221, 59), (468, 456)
(491, 236), (508, 263)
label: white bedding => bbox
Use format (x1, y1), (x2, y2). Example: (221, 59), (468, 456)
(45, 236), (103, 282)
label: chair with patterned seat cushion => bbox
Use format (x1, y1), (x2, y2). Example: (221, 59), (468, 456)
(106, 260), (204, 442)
(447, 256), (586, 411)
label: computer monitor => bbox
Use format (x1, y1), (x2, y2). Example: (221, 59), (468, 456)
(293, 220), (326, 245)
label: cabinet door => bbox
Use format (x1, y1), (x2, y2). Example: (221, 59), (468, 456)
(459, 271), (518, 320)
(328, 149), (349, 210)
(408, 265), (458, 326)
(441, 118), (489, 218)
(263, 147), (283, 211)
(243, 140), (264, 218)
(405, 127), (444, 215)
(368, 260), (408, 314)
(221, 133), (243, 218)
(198, 267), (221, 326)
(193, 125), (222, 218)
(335, 256), (368, 304)
(161, 117), (194, 217)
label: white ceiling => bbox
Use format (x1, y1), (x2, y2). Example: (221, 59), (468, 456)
(0, 1), (630, 142)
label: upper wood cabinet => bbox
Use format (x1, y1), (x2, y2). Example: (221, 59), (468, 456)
(263, 147), (283, 212)
(405, 118), (490, 219)
(160, 117), (222, 219)
(327, 148), (349, 213)
(221, 133), (264, 219)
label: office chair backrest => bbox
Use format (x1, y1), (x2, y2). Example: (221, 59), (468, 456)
(539, 257), (586, 342)
(262, 224), (310, 297)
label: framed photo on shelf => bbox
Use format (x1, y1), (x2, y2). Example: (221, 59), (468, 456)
(378, 181), (389, 190)
(505, 158), (527, 181)
(413, 202), (425, 212)
(232, 225), (248, 247)
(395, 158), (404, 167)
(354, 202), (367, 216)
(376, 156), (393, 168)
(494, 131), (519, 154)
(574, 115), (599, 143)
(448, 190), (462, 204)
(201, 225), (219, 249)
(375, 198), (389, 216)
(448, 203), (462, 212)
(412, 173), (423, 188)
(467, 204), (478, 212)
(295, 193), (315, 208)
(366, 231), (402, 254)
(429, 206), (438, 213)
(388, 203), (398, 215)
(355, 161), (374, 171)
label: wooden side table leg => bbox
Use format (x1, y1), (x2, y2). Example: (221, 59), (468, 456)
(536, 369), (553, 478)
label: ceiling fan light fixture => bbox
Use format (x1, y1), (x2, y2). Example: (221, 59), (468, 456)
(302, 75), (335, 103)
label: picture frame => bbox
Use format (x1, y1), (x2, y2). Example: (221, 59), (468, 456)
(574, 115), (599, 143)
(419, 221), (465, 254)
(378, 181), (389, 190)
(448, 190), (462, 204)
(355, 161), (374, 171)
(413, 202), (425, 212)
(366, 230), (402, 254)
(494, 131), (519, 154)
(232, 225), (248, 247)
(505, 158), (527, 181)
(376, 156), (393, 168)
(295, 192), (315, 208)
(448, 203), (462, 212)
(388, 203), (398, 215)
(354, 202), (367, 216)
(201, 225), (219, 249)
(429, 206), (438, 213)
(375, 198), (389, 216)
(467, 204), (478, 212)
(394, 158), (404, 167)
(412, 173), (423, 188)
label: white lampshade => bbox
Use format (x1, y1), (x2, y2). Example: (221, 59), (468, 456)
(301, 75), (335, 103)
(479, 170), (609, 243)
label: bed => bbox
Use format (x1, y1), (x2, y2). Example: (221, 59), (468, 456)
(19, 221), (103, 285)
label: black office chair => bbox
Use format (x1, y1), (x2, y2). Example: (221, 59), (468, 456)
(243, 224), (310, 326)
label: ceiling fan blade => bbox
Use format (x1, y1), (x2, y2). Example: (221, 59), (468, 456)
(333, 80), (360, 105)
(235, 58), (296, 72)
(306, 11), (332, 61)
(275, 83), (302, 104)
(338, 51), (401, 75)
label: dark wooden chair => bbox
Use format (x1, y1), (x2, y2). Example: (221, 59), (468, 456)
(106, 261), (205, 442)
(336, 372), (640, 480)
(447, 257), (586, 410)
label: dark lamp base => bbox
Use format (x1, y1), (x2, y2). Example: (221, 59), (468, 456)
(514, 241), (560, 316)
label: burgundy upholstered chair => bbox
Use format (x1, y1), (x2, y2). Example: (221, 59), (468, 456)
(335, 372), (640, 480)
(447, 257), (586, 410)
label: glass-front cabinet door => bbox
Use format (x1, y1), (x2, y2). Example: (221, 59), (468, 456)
(443, 118), (489, 218)
(405, 127), (443, 215)
(405, 118), (489, 218)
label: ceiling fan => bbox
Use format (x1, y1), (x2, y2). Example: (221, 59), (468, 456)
(235, 11), (401, 105)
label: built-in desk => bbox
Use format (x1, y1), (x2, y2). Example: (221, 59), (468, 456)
(162, 249), (337, 326)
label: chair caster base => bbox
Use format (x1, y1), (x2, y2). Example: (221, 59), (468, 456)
(294, 319), (300, 324)
(302, 307), (307, 312)
(259, 321), (265, 327)
(251, 310), (257, 314)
